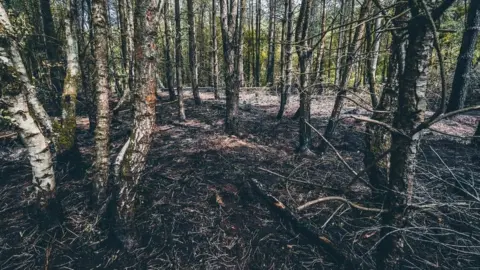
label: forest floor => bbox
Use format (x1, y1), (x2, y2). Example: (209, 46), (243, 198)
(1, 89), (479, 269)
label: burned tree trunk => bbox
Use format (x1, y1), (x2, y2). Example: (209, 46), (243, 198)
(276, 0), (292, 120)
(254, 0), (261, 86)
(446, 0), (480, 112)
(318, 0), (371, 154)
(187, 0), (201, 105)
(219, 0), (241, 135)
(175, 0), (186, 121)
(116, 0), (161, 242)
(0, 4), (56, 209)
(295, 0), (313, 152)
(164, 0), (176, 101)
(92, 0), (112, 203)
(238, 0), (246, 87)
(211, 0), (220, 99)
(266, 0), (276, 86)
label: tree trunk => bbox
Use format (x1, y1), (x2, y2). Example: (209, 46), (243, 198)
(473, 121), (480, 146)
(57, 0), (81, 155)
(219, 0), (241, 134)
(187, 0), (201, 105)
(92, 0), (112, 203)
(211, 0), (220, 99)
(266, 0), (276, 86)
(238, 0), (246, 87)
(311, 0), (326, 85)
(164, 0), (176, 101)
(318, 0), (371, 154)
(116, 0), (161, 248)
(0, 4), (56, 210)
(363, 2), (407, 202)
(40, 0), (64, 110)
(365, 20), (379, 108)
(334, 0), (346, 86)
(175, 0), (186, 121)
(446, 0), (480, 112)
(254, 0), (261, 86)
(295, 0), (313, 152)
(115, 0), (135, 111)
(377, 1), (454, 266)
(276, 0), (292, 120)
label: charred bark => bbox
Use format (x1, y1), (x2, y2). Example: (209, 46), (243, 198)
(211, 0), (220, 99)
(187, 0), (201, 105)
(175, 0), (186, 121)
(276, 0), (292, 120)
(164, 0), (176, 101)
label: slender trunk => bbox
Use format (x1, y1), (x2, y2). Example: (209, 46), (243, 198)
(311, 0), (326, 85)
(266, 0), (276, 86)
(198, 3), (207, 86)
(116, 0), (161, 247)
(238, 0), (246, 87)
(57, 0), (81, 155)
(319, 0), (371, 154)
(473, 121), (480, 146)
(254, 0), (261, 86)
(295, 0), (313, 152)
(276, 0), (292, 120)
(211, 0), (220, 99)
(92, 0), (111, 203)
(0, 4), (56, 209)
(334, 0), (346, 86)
(175, 0), (186, 121)
(187, 0), (201, 105)
(219, 0), (240, 134)
(446, 0), (480, 112)
(366, 20), (379, 107)
(163, 0), (176, 101)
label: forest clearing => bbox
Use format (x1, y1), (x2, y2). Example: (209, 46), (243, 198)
(2, 0), (480, 269)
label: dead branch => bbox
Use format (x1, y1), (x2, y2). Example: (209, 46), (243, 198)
(248, 178), (353, 267)
(297, 196), (386, 213)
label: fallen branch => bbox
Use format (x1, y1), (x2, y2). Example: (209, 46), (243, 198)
(248, 178), (353, 267)
(258, 167), (341, 191)
(297, 196), (386, 213)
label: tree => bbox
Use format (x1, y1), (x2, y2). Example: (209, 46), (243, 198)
(295, 0), (313, 152)
(211, 0), (220, 99)
(318, 0), (371, 154)
(114, 0), (135, 111)
(115, 0), (162, 245)
(56, 0), (81, 155)
(446, 0), (480, 112)
(92, 0), (112, 203)
(187, 0), (201, 105)
(0, 3), (56, 209)
(175, 0), (186, 121)
(265, 0), (276, 86)
(219, 0), (242, 134)
(276, 0), (292, 120)
(254, 0), (261, 86)
(164, 0), (176, 101)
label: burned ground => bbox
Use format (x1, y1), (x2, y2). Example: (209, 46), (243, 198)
(1, 89), (479, 269)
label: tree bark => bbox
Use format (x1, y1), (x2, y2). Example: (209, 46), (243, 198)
(295, 0), (313, 152)
(276, 0), (292, 120)
(446, 0), (480, 112)
(266, 0), (276, 86)
(92, 0), (112, 203)
(334, 0), (346, 86)
(219, 0), (241, 134)
(311, 0), (326, 85)
(164, 0), (176, 101)
(319, 0), (371, 154)
(175, 0), (186, 121)
(0, 4), (56, 209)
(57, 0), (81, 155)
(238, 0), (246, 87)
(254, 0), (261, 86)
(187, 0), (201, 105)
(211, 0), (220, 99)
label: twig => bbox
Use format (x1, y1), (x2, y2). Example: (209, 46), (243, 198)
(297, 196), (386, 213)
(346, 115), (410, 139)
(321, 205), (343, 230)
(414, 105), (480, 133)
(258, 167), (340, 191)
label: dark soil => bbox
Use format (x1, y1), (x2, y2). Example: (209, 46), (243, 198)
(1, 89), (479, 269)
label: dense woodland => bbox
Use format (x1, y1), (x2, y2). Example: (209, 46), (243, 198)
(1, 0), (480, 268)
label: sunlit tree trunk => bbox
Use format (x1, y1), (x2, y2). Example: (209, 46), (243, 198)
(115, 0), (134, 111)
(276, 0), (292, 120)
(175, 0), (186, 121)
(446, 0), (480, 112)
(92, 0), (111, 203)
(115, 0), (161, 248)
(187, 0), (201, 105)
(211, 0), (220, 99)
(0, 4), (56, 209)
(238, 0), (246, 87)
(56, 0), (81, 155)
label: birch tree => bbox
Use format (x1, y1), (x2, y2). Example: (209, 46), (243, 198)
(187, 0), (201, 105)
